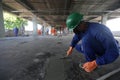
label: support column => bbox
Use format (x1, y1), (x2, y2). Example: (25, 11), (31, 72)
(42, 23), (46, 36)
(42, 25), (45, 36)
(32, 16), (38, 36)
(0, 1), (5, 37)
(101, 14), (108, 25)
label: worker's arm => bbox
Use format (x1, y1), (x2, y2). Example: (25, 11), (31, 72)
(67, 46), (74, 56)
(67, 34), (81, 56)
(93, 28), (119, 65)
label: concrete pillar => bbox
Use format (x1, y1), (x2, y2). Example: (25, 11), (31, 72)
(60, 27), (62, 35)
(0, 1), (5, 37)
(101, 14), (108, 25)
(32, 16), (38, 36)
(42, 25), (45, 36)
(42, 23), (46, 36)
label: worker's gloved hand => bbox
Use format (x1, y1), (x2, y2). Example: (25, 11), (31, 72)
(82, 60), (97, 72)
(67, 47), (73, 56)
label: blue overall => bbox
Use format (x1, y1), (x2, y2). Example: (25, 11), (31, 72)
(70, 22), (119, 65)
(13, 27), (19, 36)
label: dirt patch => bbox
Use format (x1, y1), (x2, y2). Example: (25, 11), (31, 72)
(20, 41), (28, 44)
(12, 52), (53, 80)
(57, 41), (62, 44)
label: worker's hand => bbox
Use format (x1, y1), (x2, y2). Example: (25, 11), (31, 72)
(82, 60), (97, 72)
(67, 46), (73, 56)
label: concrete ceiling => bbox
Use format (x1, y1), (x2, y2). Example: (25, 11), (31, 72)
(2, 0), (120, 27)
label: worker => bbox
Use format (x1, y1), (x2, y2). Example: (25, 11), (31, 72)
(37, 29), (42, 35)
(13, 27), (19, 36)
(66, 12), (119, 72)
(51, 28), (57, 36)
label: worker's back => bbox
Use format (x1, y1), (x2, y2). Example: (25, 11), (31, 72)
(82, 22), (119, 65)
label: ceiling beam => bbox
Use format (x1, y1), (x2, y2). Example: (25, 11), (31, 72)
(2, 3), (19, 15)
(15, 0), (35, 10)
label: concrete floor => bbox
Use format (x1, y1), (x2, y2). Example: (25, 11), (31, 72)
(0, 35), (120, 80)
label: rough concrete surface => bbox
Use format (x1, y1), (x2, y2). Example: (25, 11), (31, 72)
(0, 35), (120, 80)
(105, 71), (120, 80)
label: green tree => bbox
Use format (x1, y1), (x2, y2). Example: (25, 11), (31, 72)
(4, 12), (28, 30)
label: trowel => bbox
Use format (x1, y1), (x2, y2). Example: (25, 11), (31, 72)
(60, 55), (71, 59)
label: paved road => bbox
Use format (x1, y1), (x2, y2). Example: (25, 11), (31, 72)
(0, 35), (120, 80)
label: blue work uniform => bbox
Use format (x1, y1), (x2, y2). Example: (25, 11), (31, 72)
(13, 27), (19, 36)
(70, 22), (119, 65)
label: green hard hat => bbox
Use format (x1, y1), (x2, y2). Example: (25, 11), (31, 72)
(66, 12), (83, 29)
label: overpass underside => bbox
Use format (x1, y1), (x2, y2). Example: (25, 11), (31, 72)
(0, 0), (120, 80)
